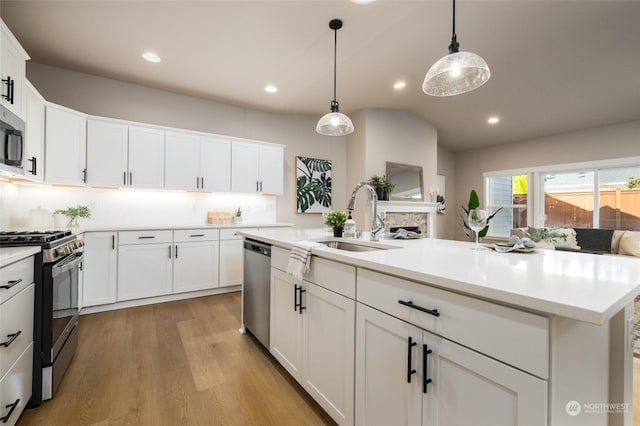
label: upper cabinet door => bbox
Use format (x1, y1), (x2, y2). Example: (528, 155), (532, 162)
(259, 144), (284, 195)
(86, 119), (128, 187)
(165, 130), (200, 191)
(1, 22), (29, 119)
(128, 125), (165, 189)
(24, 82), (45, 181)
(45, 104), (87, 186)
(231, 141), (260, 193)
(200, 136), (231, 192)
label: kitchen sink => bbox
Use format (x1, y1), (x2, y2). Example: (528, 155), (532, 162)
(314, 240), (398, 252)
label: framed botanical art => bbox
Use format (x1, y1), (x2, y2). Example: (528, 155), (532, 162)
(296, 156), (332, 213)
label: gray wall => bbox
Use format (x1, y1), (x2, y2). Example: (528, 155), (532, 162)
(437, 144), (456, 240)
(454, 119), (640, 240)
(27, 62), (348, 228)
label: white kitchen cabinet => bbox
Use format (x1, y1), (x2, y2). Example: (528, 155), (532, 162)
(82, 232), (118, 307)
(117, 230), (172, 301)
(355, 303), (548, 426)
(270, 266), (355, 425)
(173, 230), (219, 293)
(165, 131), (231, 192)
(24, 81), (45, 181)
(127, 125), (165, 189)
(1, 20), (29, 119)
(86, 119), (128, 187)
(219, 228), (255, 287)
(231, 140), (283, 194)
(44, 104), (87, 186)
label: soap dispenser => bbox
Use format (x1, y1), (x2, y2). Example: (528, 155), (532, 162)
(344, 212), (356, 238)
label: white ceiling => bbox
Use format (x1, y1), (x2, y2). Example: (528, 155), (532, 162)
(2, 1), (640, 151)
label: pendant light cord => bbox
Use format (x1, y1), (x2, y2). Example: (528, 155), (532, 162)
(448, 0), (460, 54)
(333, 25), (338, 104)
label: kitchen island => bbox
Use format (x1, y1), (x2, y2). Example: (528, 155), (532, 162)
(238, 228), (640, 426)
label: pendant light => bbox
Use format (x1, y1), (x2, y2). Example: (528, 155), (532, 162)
(422, 0), (490, 97)
(316, 19), (354, 136)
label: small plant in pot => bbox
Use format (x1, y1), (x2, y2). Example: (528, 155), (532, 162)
(234, 207), (242, 223)
(54, 205), (91, 228)
(368, 175), (395, 201)
(323, 210), (348, 237)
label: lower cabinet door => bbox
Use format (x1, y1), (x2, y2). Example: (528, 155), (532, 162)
(173, 241), (219, 293)
(421, 330), (548, 426)
(0, 342), (33, 426)
(118, 244), (172, 301)
(355, 303), (422, 426)
(219, 239), (243, 287)
(82, 232), (117, 307)
(302, 282), (355, 425)
(269, 268), (302, 381)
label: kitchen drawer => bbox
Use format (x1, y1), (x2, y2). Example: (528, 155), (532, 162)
(221, 228), (258, 240)
(357, 269), (550, 378)
(271, 247), (355, 299)
(118, 230), (173, 245)
(0, 342), (33, 426)
(174, 229), (219, 242)
(0, 284), (34, 378)
(0, 256), (34, 305)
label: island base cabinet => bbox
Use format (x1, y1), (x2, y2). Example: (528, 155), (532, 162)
(270, 268), (355, 425)
(355, 304), (548, 426)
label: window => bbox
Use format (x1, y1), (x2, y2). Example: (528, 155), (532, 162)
(484, 159), (640, 237)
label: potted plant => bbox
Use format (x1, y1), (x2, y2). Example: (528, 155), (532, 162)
(324, 210), (348, 237)
(461, 190), (501, 241)
(54, 205), (91, 228)
(368, 175), (395, 201)
(234, 207), (242, 223)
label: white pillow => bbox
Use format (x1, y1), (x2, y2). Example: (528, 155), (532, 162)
(552, 228), (580, 250)
(619, 231), (640, 257)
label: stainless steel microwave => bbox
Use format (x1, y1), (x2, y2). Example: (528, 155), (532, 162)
(0, 104), (25, 176)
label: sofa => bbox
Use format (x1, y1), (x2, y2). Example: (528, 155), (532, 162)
(510, 227), (640, 257)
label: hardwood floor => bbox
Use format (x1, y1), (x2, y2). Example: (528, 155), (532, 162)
(19, 293), (335, 426)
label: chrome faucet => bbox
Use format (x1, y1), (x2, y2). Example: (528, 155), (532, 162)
(348, 182), (385, 241)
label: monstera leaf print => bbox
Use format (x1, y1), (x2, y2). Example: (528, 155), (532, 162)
(296, 157), (332, 213)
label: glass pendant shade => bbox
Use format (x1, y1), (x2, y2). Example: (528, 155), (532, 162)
(316, 111), (354, 136)
(422, 51), (491, 97)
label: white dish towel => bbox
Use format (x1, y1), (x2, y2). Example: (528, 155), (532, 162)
(287, 241), (325, 280)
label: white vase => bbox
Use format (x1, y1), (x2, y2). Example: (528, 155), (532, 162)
(53, 213), (67, 229)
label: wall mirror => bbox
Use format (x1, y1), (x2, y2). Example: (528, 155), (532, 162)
(386, 162), (424, 201)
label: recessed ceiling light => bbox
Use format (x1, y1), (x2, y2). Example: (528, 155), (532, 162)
(142, 52), (161, 63)
(393, 81), (406, 90)
(487, 116), (500, 124)
(264, 85), (278, 93)
(351, 0), (376, 4)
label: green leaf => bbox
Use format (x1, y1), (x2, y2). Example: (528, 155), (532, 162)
(300, 157), (331, 173)
(467, 190), (480, 211)
(297, 176), (313, 213)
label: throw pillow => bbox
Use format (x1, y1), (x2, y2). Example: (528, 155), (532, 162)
(612, 230), (625, 254)
(552, 228), (581, 250)
(619, 231), (640, 257)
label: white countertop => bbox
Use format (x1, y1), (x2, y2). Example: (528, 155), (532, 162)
(0, 246), (41, 268)
(238, 228), (640, 325)
(71, 223), (292, 233)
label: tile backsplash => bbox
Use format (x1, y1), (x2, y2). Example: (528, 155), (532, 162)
(384, 212), (428, 236)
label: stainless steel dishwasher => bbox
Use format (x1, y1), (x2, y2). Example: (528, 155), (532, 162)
(242, 238), (271, 348)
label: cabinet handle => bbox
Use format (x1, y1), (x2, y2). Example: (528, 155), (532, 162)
(0, 398), (20, 423)
(27, 156), (37, 175)
(398, 300), (440, 317)
(190, 234), (205, 237)
(82, 168), (87, 183)
(0, 279), (22, 290)
(259, 181), (263, 192)
(112, 235), (115, 250)
(299, 287), (306, 313)
(123, 171), (127, 185)
(175, 245), (178, 258)
(201, 177), (204, 189)
(423, 344), (433, 394)
(407, 336), (417, 383)
(129, 172), (133, 186)
(196, 176), (200, 189)
(294, 284), (300, 312)
(256, 181), (259, 192)
(169, 245), (172, 259)
(1, 330), (22, 348)
(138, 236), (156, 239)
(1, 76), (14, 104)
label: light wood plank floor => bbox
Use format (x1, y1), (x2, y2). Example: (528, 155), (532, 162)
(19, 292), (335, 426)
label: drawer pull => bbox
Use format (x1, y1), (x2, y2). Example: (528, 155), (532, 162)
(422, 344), (433, 393)
(138, 236), (156, 239)
(0, 398), (20, 423)
(398, 300), (440, 317)
(190, 234), (205, 237)
(1, 331), (22, 348)
(294, 284), (301, 312)
(407, 336), (417, 383)
(0, 279), (22, 290)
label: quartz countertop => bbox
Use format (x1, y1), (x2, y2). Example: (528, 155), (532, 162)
(70, 223), (292, 234)
(0, 246), (41, 268)
(237, 228), (640, 325)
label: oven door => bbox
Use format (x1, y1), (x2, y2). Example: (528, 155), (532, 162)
(47, 251), (82, 364)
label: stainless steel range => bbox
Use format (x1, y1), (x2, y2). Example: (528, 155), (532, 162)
(0, 230), (84, 406)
